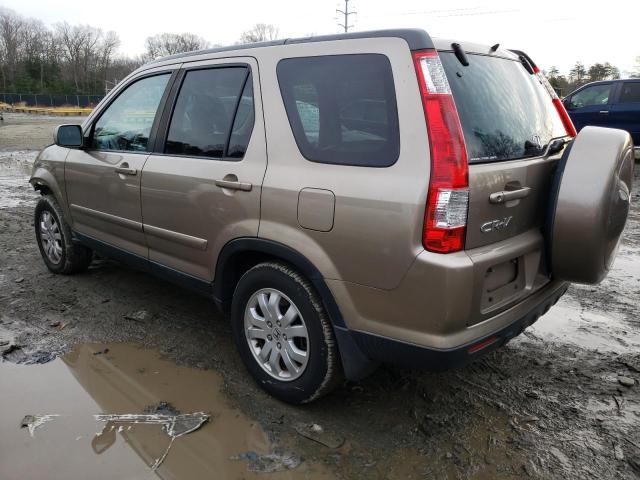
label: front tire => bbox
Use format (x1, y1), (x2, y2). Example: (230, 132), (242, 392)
(34, 195), (92, 274)
(231, 262), (341, 404)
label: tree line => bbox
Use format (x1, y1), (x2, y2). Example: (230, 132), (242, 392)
(544, 58), (640, 96)
(3, 4), (638, 98)
(0, 6), (280, 97)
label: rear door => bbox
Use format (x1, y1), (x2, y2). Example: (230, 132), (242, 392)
(65, 69), (175, 257)
(140, 58), (265, 280)
(563, 82), (614, 132)
(438, 51), (569, 251)
(608, 80), (640, 145)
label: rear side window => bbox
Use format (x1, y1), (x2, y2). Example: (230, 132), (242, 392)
(619, 82), (640, 103)
(440, 53), (566, 163)
(277, 54), (400, 167)
(165, 67), (253, 159)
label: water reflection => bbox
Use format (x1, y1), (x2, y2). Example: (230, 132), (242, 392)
(0, 343), (331, 479)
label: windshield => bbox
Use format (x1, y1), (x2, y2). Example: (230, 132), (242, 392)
(439, 52), (566, 164)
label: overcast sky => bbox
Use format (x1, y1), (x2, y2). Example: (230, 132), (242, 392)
(3, 0), (639, 74)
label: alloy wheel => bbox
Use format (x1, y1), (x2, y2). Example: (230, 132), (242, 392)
(243, 288), (309, 381)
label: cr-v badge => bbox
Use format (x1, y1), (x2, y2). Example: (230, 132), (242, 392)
(481, 216), (513, 233)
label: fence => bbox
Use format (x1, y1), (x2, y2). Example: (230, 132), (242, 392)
(0, 93), (104, 108)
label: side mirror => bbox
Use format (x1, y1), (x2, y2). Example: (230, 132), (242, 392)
(54, 124), (83, 148)
(563, 98), (575, 111)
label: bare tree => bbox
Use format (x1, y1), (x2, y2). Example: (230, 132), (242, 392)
(144, 33), (209, 60)
(98, 31), (120, 90)
(20, 18), (49, 90)
(238, 24), (279, 43)
(55, 22), (86, 91)
(0, 8), (23, 89)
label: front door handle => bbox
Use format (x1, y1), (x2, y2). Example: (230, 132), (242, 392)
(489, 186), (531, 204)
(114, 163), (137, 176)
(599, 110), (609, 115)
(215, 179), (252, 192)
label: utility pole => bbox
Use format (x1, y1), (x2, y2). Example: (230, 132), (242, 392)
(337, 0), (356, 33)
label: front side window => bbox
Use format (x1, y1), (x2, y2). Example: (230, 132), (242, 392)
(92, 74), (170, 151)
(619, 82), (640, 104)
(277, 54), (400, 167)
(569, 84), (612, 109)
(165, 67), (253, 159)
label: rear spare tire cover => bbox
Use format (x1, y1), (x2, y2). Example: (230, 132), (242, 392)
(550, 126), (634, 284)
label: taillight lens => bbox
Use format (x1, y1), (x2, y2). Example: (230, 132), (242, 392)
(536, 70), (577, 137)
(413, 50), (469, 253)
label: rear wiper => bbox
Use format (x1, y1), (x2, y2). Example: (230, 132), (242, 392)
(451, 43), (469, 67)
(524, 138), (567, 157)
(546, 138), (567, 156)
(524, 140), (544, 154)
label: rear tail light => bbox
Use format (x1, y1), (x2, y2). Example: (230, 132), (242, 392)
(535, 67), (578, 138)
(413, 50), (469, 253)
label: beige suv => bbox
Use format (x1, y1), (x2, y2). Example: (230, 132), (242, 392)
(30, 29), (634, 404)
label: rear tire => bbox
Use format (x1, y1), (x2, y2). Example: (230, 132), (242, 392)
(34, 195), (92, 274)
(231, 262), (341, 404)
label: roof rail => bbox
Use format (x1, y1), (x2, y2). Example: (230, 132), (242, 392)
(146, 28), (434, 66)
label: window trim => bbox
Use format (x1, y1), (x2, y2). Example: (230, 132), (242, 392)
(276, 53), (401, 168)
(86, 70), (177, 155)
(152, 62), (255, 162)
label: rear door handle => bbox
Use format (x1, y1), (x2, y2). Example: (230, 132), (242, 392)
(214, 179), (252, 192)
(489, 187), (531, 204)
(114, 163), (137, 176)
(599, 110), (609, 115)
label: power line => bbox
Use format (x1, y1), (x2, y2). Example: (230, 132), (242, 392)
(336, 0), (357, 33)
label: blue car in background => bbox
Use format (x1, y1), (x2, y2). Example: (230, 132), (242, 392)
(563, 79), (640, 151)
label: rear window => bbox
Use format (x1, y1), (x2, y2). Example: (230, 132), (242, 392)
(440, 52), (566, 164)
(277, 54), (400, 167)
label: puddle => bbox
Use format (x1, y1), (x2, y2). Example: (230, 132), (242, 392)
(0, 343), (332, 479)
(611, 246), (640, 280)
(0, 150), (39, 208)
(529, 301), (640, 352)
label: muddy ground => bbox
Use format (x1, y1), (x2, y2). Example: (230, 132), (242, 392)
(1, 112), (639, 479)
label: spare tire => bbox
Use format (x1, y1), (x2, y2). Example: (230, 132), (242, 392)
(549, 126), (634, 284)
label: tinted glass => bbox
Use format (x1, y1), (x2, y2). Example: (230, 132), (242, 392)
(165, 67), (249, 158)
(619, 82), (640, 103)
(277, 54), (400, 167)
(92, 74), (170, 151)
(569, 84), (612, 108)
(227, 74), (255, 158)
(440, 53), (566, 163)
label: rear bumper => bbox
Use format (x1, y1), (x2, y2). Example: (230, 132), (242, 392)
(348, 281), (568, 370)
(328, 230), (555, 348)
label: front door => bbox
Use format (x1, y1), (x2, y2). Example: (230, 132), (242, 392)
(565, 82), (614, 132)
(65, 71), (174, 257)
(140, 59), (266, 280)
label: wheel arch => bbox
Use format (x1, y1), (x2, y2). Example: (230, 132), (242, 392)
(214, 238), (376, 380)
(30, 168), (71, 219)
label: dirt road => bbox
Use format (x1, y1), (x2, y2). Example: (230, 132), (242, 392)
(1, 113), (639, 479)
